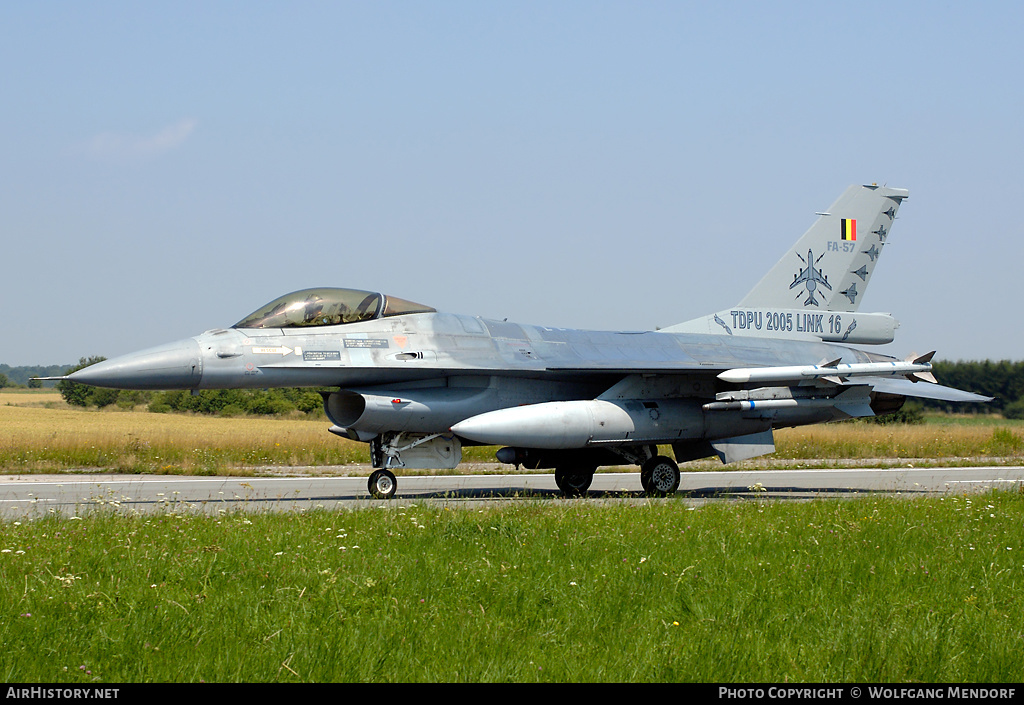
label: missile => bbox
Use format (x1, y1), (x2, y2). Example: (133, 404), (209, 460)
(703, 384), (876, 419)
(703, 398), (838, 412)
(717, 352), (937, 385)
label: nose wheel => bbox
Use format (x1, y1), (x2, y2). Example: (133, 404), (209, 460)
(368, 469), (398, 499)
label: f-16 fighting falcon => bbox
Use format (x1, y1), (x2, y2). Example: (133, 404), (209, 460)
(47, 184), (990, 498)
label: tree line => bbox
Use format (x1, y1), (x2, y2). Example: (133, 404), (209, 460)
(925, 360), (1024, 417)
(0, 364), (66, 388)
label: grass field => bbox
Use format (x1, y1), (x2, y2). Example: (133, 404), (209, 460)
(0, 390), (64, 406)
(0, 493), (1020, 682)
(2, 389), (1023, 474)
(0, 403), (366, 473)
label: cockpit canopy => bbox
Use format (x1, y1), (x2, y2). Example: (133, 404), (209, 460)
(233, 288), (436, 329)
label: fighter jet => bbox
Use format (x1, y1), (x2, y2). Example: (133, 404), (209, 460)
(48, 184), (990, 498)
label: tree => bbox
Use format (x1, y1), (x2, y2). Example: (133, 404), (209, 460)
(1003, 399), (1024, 420)
(57, 357), (107, 407)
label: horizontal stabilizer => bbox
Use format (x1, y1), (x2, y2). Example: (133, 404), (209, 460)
(709, 429), (776, 464)
(866, 378), (993, 403)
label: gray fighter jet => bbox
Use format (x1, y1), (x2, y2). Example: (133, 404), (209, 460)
(48, 184), (990, 498)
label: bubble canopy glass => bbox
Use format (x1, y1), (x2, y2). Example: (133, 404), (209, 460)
(233, 288), (436, 329)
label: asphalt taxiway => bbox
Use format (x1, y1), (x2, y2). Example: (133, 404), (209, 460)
(0, 465), (1021, 518)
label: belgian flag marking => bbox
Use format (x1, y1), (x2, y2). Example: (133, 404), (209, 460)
(841, 218), (857, 241)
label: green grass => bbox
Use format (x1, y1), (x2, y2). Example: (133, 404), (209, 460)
(2, 492), (1021, 682)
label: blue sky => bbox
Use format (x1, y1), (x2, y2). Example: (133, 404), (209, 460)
(2, 1), (1021, 366)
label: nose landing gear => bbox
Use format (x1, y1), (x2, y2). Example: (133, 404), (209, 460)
(367, 469), (398, 499)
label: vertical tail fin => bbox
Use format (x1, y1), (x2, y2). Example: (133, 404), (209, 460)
(663, 184), (908, 345)
(738, 184), (908, 312)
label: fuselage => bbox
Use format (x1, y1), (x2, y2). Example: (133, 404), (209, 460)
(69, 310), (890, 393)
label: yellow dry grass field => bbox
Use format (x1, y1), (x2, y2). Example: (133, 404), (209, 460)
(0, 401), (369, 473)
(1, 404), (333, 446)
(0, 390), (64, 406)
(774, 420), (1024, 461)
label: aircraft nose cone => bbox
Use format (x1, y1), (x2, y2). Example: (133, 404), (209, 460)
(68, 338), (203, 390)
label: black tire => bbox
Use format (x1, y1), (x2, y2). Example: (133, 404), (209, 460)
(640, 456), (680, 496)
(367, 469), (398, 499)
(554, 464), (595, 497)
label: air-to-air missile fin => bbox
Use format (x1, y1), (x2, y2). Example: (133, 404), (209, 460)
(903, 351), (938, 382)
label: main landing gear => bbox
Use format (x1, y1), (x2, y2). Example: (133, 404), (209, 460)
(552, 455), (681, 498)
(554, 463), (596, 497)
(639, 455), (681, 496)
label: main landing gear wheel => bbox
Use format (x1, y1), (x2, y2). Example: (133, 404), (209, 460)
(554, 465), (595, 497)
(640, 456), (680, 497)
(368, 469), (397, 499)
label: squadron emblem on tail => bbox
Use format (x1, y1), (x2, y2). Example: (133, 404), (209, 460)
(790, 249), (832, 307)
